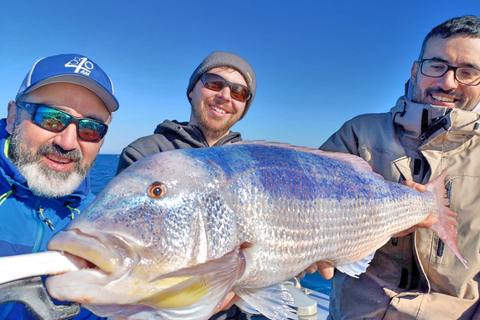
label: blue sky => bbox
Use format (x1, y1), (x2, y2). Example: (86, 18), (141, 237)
(1, 1), (479, 154)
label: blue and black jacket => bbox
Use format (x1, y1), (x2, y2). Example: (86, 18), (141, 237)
(0, 119), (100, 319)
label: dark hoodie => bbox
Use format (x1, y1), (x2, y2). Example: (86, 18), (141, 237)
(116, 120), (242, 175)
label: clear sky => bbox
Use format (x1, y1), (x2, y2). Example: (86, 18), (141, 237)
(1, 0), (478, 154)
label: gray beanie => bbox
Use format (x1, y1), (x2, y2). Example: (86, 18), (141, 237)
(187, 51), (256, 118)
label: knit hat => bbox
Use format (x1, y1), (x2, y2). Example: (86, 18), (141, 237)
(187, 51), (256, 117)
(16, 54), (119, 113)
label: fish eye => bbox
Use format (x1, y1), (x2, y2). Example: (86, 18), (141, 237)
(148, 182), (166, 199)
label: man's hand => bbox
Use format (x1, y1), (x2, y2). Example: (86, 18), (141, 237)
(298, 260), (335, 280)
(213, 290), (239, 314)
(298, 180), (438, 280)
(392, 180), (438, 237)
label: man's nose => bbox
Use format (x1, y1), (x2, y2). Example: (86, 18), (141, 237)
(437, 69), (460, 90)
(52, 124), (79, 151)
(216, 85), (232, 101)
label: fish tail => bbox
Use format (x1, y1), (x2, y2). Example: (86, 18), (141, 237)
(425, 168), (468, 269)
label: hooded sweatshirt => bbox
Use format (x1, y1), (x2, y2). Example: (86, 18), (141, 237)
(116, 120), (242, 175)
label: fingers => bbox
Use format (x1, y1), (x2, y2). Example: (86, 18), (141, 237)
(392, 215), (438, 237)
(299, 261), (335, 280)
(393, 181), (433, 237)
(213, 290), (238, 314)
(402, 180), (426, 193)
(316, 261), (335, 280)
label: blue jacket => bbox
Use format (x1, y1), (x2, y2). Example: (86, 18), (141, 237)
(0, 119), (101, 319)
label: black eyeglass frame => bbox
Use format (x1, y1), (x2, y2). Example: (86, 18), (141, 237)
(200, 73), (252, 102)
(418, 59), (480, 86)
(15, 102), (108, 142)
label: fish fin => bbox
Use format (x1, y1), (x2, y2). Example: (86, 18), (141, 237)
(336, 251), (375, 278)
(235, 283), (298, 320)
(145, 248), (245, 320)
(426, 168), (468, 269)
(231, 140), (377, 174)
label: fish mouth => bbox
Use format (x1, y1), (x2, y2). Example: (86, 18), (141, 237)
(48, 228), (138, 281)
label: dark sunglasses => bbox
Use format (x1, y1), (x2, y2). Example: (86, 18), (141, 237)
(16, 102), (108, 142)
(200, 73), (251, 102)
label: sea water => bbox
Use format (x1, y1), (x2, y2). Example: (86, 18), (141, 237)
(90, 154), (332, 295)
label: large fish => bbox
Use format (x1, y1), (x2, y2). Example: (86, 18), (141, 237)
(45, 142), (466, 320)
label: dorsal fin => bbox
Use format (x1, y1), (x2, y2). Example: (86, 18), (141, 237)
(230, 140), (375, 174)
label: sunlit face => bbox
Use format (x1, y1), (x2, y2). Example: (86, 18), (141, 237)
(188, 67), (247, 143)
(410, 35), (480, 111)
(8, 83), (111, 197)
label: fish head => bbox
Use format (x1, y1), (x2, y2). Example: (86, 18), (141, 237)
(46, 150), (241, 318)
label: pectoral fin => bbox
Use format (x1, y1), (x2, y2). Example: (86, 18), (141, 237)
(144, 248), (245, 320)
(235, 283), (297, 320)
(335, 251), (375, 278)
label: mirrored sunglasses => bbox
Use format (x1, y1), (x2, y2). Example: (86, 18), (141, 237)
(200, 73), (251, 102)
(16, 102), (108, 142)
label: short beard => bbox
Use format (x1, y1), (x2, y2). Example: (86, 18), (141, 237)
(190, 99), (241, 140)
(9, 126), (93, 198)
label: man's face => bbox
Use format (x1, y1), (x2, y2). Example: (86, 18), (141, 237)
(9, 82), (111, 197)
(188, 67), (247, 138)
(410, 35), (480, 111)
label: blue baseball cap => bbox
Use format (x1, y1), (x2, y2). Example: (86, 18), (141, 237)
(16, 54), (119, 113)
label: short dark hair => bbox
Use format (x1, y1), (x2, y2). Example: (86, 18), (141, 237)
(419, 15), (480, 59)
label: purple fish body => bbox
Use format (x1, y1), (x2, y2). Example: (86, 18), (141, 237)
(46, 142), (464, 320)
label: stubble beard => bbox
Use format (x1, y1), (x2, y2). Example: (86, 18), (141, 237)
(191, 99), (241, 141)
(9, 126), (93, 198)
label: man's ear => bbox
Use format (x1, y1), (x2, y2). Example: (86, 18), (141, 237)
(6, 101), (18, 134)
(411, 61), (419, 84)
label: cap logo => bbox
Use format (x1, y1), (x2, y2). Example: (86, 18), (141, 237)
(246, 72), (253, 85)
(65, 57), (94, 76)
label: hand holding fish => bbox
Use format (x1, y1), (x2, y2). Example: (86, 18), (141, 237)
(393, 180), (439, 238)
(213, 290), (239, 314)
(299, 261), (335, 280)
(301, 180), (437, 280)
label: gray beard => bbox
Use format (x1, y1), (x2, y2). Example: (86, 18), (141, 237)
(9, 126), (93, 198)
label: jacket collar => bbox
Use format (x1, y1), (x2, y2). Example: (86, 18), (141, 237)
(390, 96), (480, 181)
(391, 96), (480, 141)
(154, 120), (242, 146)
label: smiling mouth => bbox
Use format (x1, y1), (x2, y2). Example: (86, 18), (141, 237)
(209, 105), (228, 114)
(46, 153), (73, 164)
(431, 94), (456, 103)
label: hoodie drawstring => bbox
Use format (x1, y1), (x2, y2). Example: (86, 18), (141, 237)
(66, 205), (80, 219)
(0, 190), (12, 206)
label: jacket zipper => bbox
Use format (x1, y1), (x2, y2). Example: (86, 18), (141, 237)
(32, 202), (54, 253)
(437, 180), (453, 257)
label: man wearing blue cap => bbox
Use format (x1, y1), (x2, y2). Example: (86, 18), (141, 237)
(0, 54), (119, 319)
(116, 51), (256, 174)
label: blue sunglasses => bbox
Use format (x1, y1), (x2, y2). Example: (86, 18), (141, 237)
(16, 102), (108, 142)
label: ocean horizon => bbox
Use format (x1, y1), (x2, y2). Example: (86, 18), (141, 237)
(90, 154), (120, 195)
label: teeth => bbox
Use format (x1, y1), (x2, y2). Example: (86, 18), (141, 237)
(432, 95), (455, 103)
(211, 106), (226, 114)
(48, 154), (71, 164)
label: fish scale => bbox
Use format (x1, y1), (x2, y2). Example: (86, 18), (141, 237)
(45, 142), (465, 320)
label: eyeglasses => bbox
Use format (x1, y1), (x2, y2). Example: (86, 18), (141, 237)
(200, 73), (251, 102)
(419, 59), (480, 86)
(16, 102), (108, 142)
